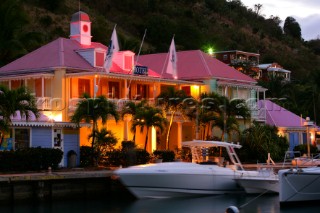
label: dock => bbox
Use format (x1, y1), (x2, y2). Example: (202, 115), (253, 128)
(0, 168), (133, 203)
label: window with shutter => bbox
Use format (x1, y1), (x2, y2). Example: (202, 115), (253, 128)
(124, 55), (133, 70)
(95, 52), (105, 67)
(78, 79), (91, 97)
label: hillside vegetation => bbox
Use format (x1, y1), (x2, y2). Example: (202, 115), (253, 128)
(1, 0), (320, 123)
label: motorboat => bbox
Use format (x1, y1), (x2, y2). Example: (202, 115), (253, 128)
(279, 167), (320, 204)
(291, 156), (320, 167)
(234, 167), (279, 194)
(113, 140), (260, 199)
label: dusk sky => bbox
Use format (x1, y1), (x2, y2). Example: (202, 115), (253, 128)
(241, 0), (320, 40)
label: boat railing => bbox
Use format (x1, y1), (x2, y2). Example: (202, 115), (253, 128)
(190, 147), (203, 163)
(226, 146), (244, 171)
(313, 153), (320, 159)
(282, 151), (301, 167)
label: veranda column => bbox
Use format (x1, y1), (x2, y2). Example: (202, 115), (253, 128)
(124, 79), (128, 99)
(177, 122), (182, 149)
(151, 126), (157, 151)
(123, 115), (131, 141)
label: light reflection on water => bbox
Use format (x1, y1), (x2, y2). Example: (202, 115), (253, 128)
(1, 194), (319, 213)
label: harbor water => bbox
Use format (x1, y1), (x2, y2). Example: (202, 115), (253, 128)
(1, 194), (319, 213)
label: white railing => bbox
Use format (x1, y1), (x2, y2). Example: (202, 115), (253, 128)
(68, 98), (156, 112)
(36, 97), (51, 110)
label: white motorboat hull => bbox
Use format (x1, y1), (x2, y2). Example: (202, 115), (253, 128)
(279, 167), (320, 204)
(234, 168), (279, 194)
(234, 176), (279, 194)
(114, 162), (246, 199)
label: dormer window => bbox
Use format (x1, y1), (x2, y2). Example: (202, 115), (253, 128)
(95, 51), (105, 67)
(112, 51), (135, 72)
(76, 48), (106, 68)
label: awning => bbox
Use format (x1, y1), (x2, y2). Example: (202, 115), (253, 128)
(10, 111), (91, 128)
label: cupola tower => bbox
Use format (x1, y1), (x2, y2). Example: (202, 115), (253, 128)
(70, 11), (92, 45)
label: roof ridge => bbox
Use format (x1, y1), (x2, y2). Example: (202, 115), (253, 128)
(59, 38), (65, 66)
(198, 50), (212, 76)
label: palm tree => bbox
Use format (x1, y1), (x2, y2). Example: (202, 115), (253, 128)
(120, 100), (147, 142)
(0, 85), (39, 145)
(187, 93), (250, 141)
(213, 95), (251, 141)
(131, 105), (167, 150)
(71, 93), (119, 165)
(183, 97), (217, 140)
(156, 87), (189, 149)
(88, 127), (118, 164)
(198, 92), (223, 140)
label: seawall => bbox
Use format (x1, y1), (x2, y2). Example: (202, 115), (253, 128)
(0, 169), (134, 204)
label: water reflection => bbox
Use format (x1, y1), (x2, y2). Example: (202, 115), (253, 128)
(124, 195), (242, 213)
(1, 194), (320, 213)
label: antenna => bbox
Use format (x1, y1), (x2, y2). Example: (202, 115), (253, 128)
(126, 29), (147, 99)
(79, 0), (81, 12)
(134, 29), (147, 70)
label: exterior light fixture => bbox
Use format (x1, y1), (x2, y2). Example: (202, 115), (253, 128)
(208, 48), (214, 55)
(303, 117), (314, 158)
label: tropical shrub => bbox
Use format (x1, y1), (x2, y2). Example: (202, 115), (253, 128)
(105, 148), (151, 167)
(80, 146), (95, 167)
(238, 122), (289, 163)
(0, 147), (63, 172)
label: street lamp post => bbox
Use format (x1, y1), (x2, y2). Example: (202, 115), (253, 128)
(303, 117), (314, 158)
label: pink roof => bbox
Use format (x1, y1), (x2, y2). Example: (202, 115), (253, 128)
(0, 38), (102, 74)
(138, 50), (256, 83)
(258, 100), (306, 127)
(0, 37), (161, 78)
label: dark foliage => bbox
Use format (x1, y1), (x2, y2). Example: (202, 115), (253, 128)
(80, 146), (95, 167)
(238, 122), (289, 163)
(0, 147), (63, 172)
(283, 16), (302, 40)
(105, 148), (150, 167)
(293, 144), (318, 156)
(153, 150), (175, 162)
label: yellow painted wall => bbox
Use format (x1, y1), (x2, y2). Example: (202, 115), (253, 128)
(182, 122), (194, 142)
(80, 126), (92, 146)
(190, 85), (200, 99)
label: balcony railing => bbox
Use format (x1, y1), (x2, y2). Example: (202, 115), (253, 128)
(68, 98), (156, 112)
(250, 105), (266, 122)
(36, 97), (52, 110)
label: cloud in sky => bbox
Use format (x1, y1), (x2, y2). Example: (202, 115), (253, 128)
(296, 14), (320, 40)
(241, 0), (320, 40)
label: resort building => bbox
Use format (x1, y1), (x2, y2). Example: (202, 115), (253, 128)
(213, 50), (260, 66)
(258, 100), (320, 152)
(213, 50), (260, 80)
(0, 11), (267, 166)
(258, 63), (291, 82)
